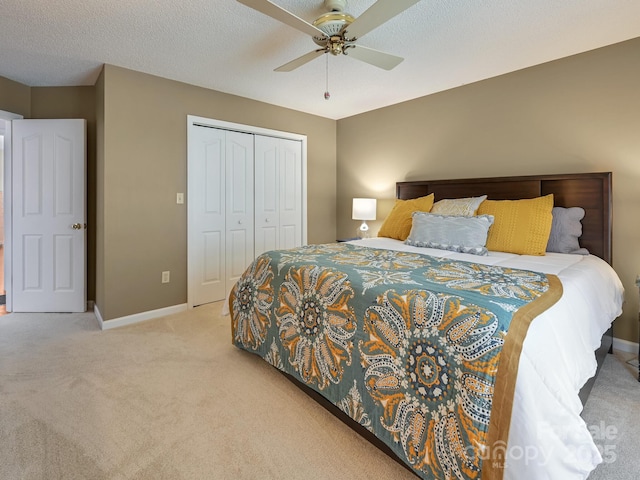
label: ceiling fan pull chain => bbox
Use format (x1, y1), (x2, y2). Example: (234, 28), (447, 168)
(324, 54), (330, 100)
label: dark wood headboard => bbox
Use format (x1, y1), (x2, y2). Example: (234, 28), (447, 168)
(396, 172), (612, 264)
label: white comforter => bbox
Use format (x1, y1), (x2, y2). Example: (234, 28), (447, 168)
(348, 237), (624, 480)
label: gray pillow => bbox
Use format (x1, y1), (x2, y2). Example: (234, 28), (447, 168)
(546, 207), (589, 255)
(405, 212), (494, 255)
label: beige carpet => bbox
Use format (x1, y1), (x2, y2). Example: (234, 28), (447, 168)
(581, 349), (640, 479)
(1, 302), (637, 479)
(0, 303), (417, 480)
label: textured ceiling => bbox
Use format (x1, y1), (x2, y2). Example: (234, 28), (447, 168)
(1, 0), (640, 119)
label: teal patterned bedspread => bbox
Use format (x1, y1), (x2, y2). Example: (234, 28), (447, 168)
(229, 243), (560, 480)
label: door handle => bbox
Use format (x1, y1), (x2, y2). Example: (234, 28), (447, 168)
(72, 223), (82, 230)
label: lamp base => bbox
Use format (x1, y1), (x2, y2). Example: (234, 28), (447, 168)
(356, 221), (370, 239)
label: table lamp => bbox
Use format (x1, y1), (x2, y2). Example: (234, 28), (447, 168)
(352, 198), (377, 239)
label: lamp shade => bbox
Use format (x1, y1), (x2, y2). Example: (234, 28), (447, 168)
(352, 198), (377, 221)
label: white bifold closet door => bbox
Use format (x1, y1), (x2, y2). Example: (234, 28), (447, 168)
(188, 127), (253, 306)
(188, 122), (304, 307)
(254, 136), (303, 257)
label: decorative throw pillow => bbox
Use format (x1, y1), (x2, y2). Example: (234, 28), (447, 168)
(405, 212), (494, 255)
(546, 206), (589, 255)
(477, 194), (554, 256)
(378, 194), (435, 241)
(430, 195), (488, 216)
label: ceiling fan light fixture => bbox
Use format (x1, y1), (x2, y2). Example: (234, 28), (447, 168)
(238, 0), (419, 72)
(327, 36), (346, 55)
(312, 12), (355, 44)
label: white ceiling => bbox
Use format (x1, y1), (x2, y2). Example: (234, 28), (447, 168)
(2, 0), (640, 120)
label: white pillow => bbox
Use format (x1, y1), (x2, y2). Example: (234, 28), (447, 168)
(405, 212), (494, 255)
(430, 195), (488, 216)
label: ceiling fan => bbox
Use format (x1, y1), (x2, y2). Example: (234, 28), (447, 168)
(237, 0), (422, 72)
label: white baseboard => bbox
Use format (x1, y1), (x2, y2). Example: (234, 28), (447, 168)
(613, 336), (639, 355)
(93, 303), (103, 328)
(95, 303), (189, 330)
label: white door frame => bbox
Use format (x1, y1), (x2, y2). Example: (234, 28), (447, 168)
(0, 109), (25, 312)
(186, 115), (308, 309)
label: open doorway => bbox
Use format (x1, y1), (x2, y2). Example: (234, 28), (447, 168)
(0, 109), (23, 315)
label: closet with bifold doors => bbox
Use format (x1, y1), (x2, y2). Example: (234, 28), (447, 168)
(187, 116), (307, 308)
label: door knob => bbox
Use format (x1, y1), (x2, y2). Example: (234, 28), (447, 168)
(72, 223), (82, 230)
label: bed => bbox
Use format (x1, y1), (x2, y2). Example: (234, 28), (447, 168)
(229, 172), (624, 480)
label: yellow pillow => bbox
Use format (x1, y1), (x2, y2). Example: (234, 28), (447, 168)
(477, 194), (554, 255)
(378, 194), (435, 240)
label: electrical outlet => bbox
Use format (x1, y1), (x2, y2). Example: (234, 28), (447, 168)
(162, 271), (170, 283)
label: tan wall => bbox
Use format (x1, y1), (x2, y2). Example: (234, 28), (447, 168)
(0, 76), (30, 117)
(337, 37), (640, 344)
(99, 65), (336, 321)
(31, 86), (97, 302)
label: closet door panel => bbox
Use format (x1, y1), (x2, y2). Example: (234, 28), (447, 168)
(203, 232), (223, 285)
(225, 131), (254, 291)
(280, 225), (297, 250)
(255, 136), (280, 256)
(188, 126), (226, 305)
(227, 229), (251, 279)
(279, 138), (303, 249)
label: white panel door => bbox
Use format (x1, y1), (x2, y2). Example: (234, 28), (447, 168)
(254, 136), (279, 257)
(279, 138), (303, 250)
(225, 131), (254, 292)
(188, 126), (226, 306)
(12, 119), (86, 312)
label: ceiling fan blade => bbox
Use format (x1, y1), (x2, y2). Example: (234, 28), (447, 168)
(346, 45), (404, 70)
(274, 49), (326, 72)
(342, 0), (422, 40)
(237, 0), (327, 38)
